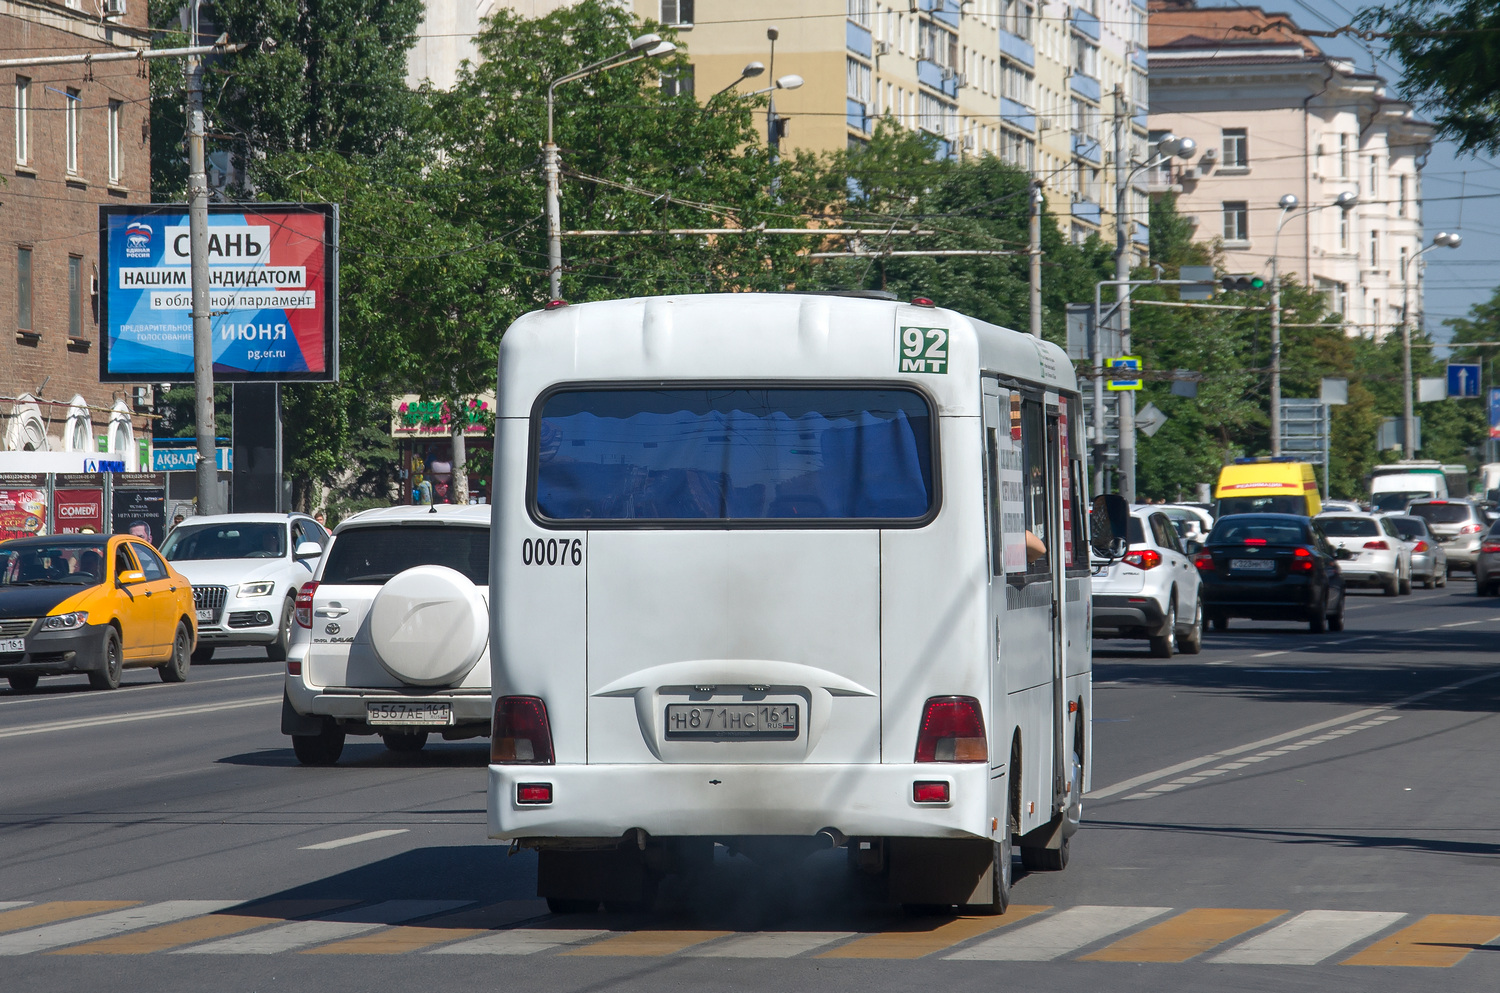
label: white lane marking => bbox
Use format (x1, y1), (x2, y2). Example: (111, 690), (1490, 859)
(1253, 650), (1290, 658)
(0, 901), (239, 955)
(1442, 620), (1483, 627)
(945, 906), (1171, 961)
(299, 829), (410, 851)
(0, 671), (280, 708)
(1209, 910), (1405, 965)
(0, 697), (278, 739)
(0, 902), (29, 911)
(176, 900), (469, 954)
(429, 929), (608, 955)
(687, 932), (856, 958)
(1090, 669), (1500, 800)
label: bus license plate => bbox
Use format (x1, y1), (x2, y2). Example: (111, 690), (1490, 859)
(1231, 558), (1276, 572)
(367, 702), (453, 726)
(665, 704), (799, 740)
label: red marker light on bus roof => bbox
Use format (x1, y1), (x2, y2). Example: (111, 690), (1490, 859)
(544, 299), (569, 310)
(911, 297), (936, 308)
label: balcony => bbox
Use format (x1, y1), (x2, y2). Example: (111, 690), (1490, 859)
(1131, 47), (1149, 72)
(1072, 200), (1102, 226)
(1071, 8), (1101, 40)
(1001, 97), (1035, 133)
(1069, 72), (1101, 102)
(918, 59), (960, 98)
(1133, 222), (1150, 246)
(847, 99), (869, 133)
(1133, 105), (1149, 130)
(846, 20), (873, 59)
(918, 0), (961, 28)
(1072, 134), (1102, 164)
(1000, 30), (1035, 67)
(935, 138), (956, 161)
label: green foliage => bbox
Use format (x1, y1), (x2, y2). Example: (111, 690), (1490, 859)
(147, 0), (187, 198)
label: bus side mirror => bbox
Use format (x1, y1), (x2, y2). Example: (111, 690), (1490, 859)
(1090, 493), (1131, 560)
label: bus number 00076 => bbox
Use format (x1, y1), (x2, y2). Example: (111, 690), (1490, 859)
(522, 537), (582, 566)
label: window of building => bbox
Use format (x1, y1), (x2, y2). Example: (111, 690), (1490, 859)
(1367, 155), (1378, 198)
(1072, 34), (1098, 78)
(68, 255), (82, 338)
(919, 21), (957, 67)
(1398, 174), (1408, 217)
(1071, 97), (1096, 142)
(1002, 0), (1035, 41)
(1001, 60), (1034, 106)
(108, 100), (122, 184)
(660, 65), (694, 98)
(1317, 278), (1348, 317)
(918, 92), (953, 136)
(1399, 245), (1409, 278)
(1371, 297), (1381, 335)
(847, 0), (871, 26)
(14, 77), (28, 165)
(660, 0), (693, 26)
(1370, 229), (1380, 268)
(1338, 133), (1351, 179)
(847, 57), (871, 104)
(1221, 127), (1248, 168)
(17, 246), (32, 331)
(1338, 209), (1350, 251)
(1222, 201), (1249, 242)
(64, 88), (79, 175)
(1001, 128), (1034, 170)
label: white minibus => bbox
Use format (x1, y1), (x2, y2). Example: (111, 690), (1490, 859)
(488, 292), (1125, 914)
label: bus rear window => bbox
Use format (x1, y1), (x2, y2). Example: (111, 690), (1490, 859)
(532, 388), (935, 524)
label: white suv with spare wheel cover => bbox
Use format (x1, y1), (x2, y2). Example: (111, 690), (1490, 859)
(281, 504), (491, 765)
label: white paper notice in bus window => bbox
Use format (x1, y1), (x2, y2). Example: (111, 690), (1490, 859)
(1000, 392), (1027, 573)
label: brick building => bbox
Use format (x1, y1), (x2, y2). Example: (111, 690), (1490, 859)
(0, 0), (152, 463)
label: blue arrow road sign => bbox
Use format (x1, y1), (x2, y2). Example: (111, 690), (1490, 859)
(1448, 363), (1481, 398)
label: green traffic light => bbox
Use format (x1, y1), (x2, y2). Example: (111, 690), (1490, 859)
(1249, 276), (1266, 290)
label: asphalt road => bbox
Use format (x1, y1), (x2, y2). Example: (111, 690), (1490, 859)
(2, 582), (1498, 992)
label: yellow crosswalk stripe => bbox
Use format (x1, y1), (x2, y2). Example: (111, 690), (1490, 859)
(51, 900), (358, 955)
(817, 907), (1049, 960)
(1341, 914), (1500, 968)
(562, 930), (734, 957)
(1080, 908), (1286, 962)
(303, 901), (547, 955)
(0, 902), (138, 936)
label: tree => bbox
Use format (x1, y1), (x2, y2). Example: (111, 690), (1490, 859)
(1360, 0), (1500, 154)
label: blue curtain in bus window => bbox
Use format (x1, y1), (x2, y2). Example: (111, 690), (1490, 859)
(534, 389), (933, 521)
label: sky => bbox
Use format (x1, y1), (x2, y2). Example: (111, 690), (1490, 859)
(1197, 0), (1499, 344)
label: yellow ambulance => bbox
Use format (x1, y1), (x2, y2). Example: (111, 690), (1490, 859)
(1214, 458), (1322, 517)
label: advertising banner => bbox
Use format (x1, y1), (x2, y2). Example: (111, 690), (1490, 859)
(99, 203), (338, 383)
(151, 447), (232, 472)
(1490, 388), (1500, 440)
(110, 473), (167, 547)
(0, 473), (48, 542)
(53, 473), (106, 534)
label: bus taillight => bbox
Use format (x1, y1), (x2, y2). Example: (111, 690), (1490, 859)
(915, 696), (987, 763)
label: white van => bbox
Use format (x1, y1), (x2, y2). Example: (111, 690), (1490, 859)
(1370, 462), (1449, 513)
(486, 293), (1120, 915)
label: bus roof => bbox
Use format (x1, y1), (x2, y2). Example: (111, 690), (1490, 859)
(1214, 460), (1318, 498)
(497, 293), (1077, 419)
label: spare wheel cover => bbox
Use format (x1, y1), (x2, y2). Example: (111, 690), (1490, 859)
(369, 565), (488, 686)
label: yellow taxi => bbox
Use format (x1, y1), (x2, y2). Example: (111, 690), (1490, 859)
(0, 534), (197, 693)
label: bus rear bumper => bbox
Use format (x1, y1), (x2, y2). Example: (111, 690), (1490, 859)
(488, 763), (993, 842)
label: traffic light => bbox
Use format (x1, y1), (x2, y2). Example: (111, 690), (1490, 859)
(1222, 274), (1267, 292)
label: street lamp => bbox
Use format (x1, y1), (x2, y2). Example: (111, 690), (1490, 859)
(544, 33), (677, 300)
(1267, 190), (1357, 455)
(1401, 231), (1462, 457)
(749, 74), (803, 96)
(1109, 129), (1195, 501)
(706, 61), (764, 102)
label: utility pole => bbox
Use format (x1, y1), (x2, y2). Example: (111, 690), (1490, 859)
(1112, 85), (1136, 503)
(766, 26), (781, 157)
(1029, 182), (1042, 339)
(1270, 254), (1282, 456)
(187, 1), (218, 514)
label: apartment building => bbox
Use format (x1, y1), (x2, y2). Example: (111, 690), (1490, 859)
(1148, 0), (1433, 339)
(1, 1), (153, 459)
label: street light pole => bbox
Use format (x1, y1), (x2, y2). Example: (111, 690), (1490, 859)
(543, 34), (676, 301)
(186, 1), (218, 513)
(1402, 231), (1462, 457)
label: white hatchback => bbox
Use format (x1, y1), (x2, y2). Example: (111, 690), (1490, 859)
(282, 504), (491, 765)
(1314, 512), (1412, 595)
(1092, 508), (1203, 657)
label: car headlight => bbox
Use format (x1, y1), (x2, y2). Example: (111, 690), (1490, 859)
(238, 581), (276, 598)
(42, 611), (89, 630)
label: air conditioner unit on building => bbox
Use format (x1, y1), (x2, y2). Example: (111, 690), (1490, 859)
(1038, 117), (1053, 130)
(103, 0), (126, 16)
(963, 134), (976, 150)
(875, 40), (891, 56)
(954, 73), (968, 89)
(1200, 146), (1218, 161)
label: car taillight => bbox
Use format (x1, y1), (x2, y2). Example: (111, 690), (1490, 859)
(915, 696), (987, 763)
(1364, 540), (1389, 550)
(516, 782), (553, 805)
(1123, 549), (1163, 570)
(1244, 538), (1268, 545)
(1413, 541), (1429, 553)
(913, 781), (950, 803)
(492, 696), (555, 764)
(1482, 541), (1500, 554)
(1289, 558), (1314, 573)
(1461, 523), (1483, 534)
(1294, 547), (1311, 557)
(1194, 553), (1215, 571)
(294, 581), (318, 628)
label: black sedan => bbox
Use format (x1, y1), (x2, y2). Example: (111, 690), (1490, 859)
(1194, 513), (1349, 633)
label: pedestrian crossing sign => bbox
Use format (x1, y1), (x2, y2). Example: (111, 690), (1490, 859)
(1106, 356), (1142, 391)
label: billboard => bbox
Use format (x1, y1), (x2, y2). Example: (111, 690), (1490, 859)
(0, 474), (47, 542)
(99, 203), (338, 383)
(53, 473), (105, 534)
(110, 473), (167, 547)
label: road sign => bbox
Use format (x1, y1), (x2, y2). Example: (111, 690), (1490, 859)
(1136, 402), (1169, 437)
(1448, 363), (1481, 398)
(1106, 355), (1142, 391)
(1320, 378), (1348, 405)
(1180, 265), (1215, 301)
(1419, 377), (1447, 403)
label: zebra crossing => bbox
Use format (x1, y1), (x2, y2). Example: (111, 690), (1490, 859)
(2, 898), (1498, 966)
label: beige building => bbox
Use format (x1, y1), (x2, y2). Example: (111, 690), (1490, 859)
(1148, 0), (1433, 339)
